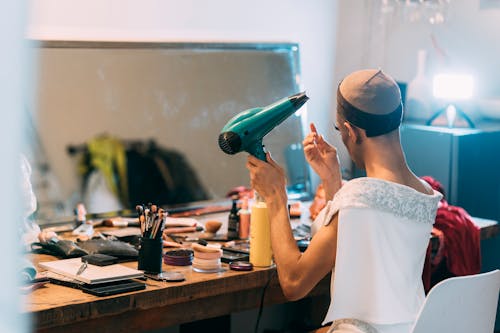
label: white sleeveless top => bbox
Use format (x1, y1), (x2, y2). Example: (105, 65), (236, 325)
(312, 177), (442, 328)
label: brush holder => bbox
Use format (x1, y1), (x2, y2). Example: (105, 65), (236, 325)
(138, 237), (163, 273)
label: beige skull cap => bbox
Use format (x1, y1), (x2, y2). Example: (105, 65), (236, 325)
(339, 69), (401, 115)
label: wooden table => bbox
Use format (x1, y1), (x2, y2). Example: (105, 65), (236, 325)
(472, 217), (499, 240)
(24, 204), (330, 333)
(24, 252), (330, 333)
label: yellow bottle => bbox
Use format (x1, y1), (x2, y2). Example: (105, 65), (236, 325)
(249, 199), (273, 267)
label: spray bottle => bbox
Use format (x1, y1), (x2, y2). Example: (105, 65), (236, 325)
(227, 195), (240, 240)
(249, 193), (272, 267)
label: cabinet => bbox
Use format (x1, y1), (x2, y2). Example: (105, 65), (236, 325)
(401, 124), (500, 222)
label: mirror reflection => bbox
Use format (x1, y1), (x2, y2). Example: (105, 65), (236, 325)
(26, 41), (311, 223)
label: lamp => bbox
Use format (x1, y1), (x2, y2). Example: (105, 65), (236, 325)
(427, 73), (475, 128)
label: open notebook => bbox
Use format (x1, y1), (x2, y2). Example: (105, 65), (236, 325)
(39, 258), (143, 284)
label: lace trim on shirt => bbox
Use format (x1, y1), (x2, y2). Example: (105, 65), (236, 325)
(324, 177), (442, 225)
(328, 318), (379, 333)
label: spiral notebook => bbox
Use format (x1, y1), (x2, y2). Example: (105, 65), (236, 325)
(39, 258), (143, 284)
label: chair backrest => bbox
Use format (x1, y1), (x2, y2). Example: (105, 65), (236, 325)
(411, 269), (500, 333)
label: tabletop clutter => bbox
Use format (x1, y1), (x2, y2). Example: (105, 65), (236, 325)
(27, 193), (308, 296)
(26, 198), (307, 297)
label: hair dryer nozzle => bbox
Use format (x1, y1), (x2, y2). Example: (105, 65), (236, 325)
(289, 92), (309, 110)
(218, 131), (242, 154)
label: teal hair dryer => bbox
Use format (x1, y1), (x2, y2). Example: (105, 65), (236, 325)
(218, 92), (309, 161)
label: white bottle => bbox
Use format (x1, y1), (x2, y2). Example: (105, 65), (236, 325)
(405, 49), (434, 122)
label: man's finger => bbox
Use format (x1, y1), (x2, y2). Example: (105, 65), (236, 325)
(247, 154), (265, 166)
(310, 123), (317, 134)
(303, 134), (316, 146)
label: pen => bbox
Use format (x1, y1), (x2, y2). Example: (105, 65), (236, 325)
(76, 261), (88, 275)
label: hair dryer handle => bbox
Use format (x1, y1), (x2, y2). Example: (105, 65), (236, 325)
(246, 140), (267, 161)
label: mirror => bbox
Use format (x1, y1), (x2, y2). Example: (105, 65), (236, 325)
(26, 41), (311, 223)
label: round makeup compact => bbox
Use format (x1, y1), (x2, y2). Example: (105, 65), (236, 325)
(193, 249), (223, 260)
(164, 249), (194, 266)
(192, 257), (221, 271)
(145, 271), (186, 282)
(229, 261), (253, 271)
(162, 271), (186, 282)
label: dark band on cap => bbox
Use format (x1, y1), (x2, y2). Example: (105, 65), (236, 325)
(337, 88), (403, 137)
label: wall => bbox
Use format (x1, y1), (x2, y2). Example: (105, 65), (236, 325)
(27, 0), (339, 194)
(384, 0), (500, 99)
(335, 0), (500, 105)
(1, 1), (31, 332)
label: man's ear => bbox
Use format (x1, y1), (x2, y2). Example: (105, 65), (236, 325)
(344, 121), (363, 144)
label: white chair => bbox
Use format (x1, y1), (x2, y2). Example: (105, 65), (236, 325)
(411, 269), (500, 333)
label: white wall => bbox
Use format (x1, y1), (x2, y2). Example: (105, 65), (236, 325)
(335, 0), (500, 104)
(27, 0), (339, 191)
(1, 1), (31, 332)
(384, 0), (500, 99)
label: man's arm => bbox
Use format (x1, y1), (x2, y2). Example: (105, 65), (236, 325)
(266, 198), (338, 301)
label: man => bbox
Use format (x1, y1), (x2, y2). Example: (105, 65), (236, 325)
(246, 69), (442, 333)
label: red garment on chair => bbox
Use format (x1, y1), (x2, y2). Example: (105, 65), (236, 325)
(421, 176), (481, 293)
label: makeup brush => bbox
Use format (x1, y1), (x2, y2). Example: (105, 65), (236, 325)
(102, 217), (140, 228)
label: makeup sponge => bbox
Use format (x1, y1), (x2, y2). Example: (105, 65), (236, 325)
(205, 220), (222, 234)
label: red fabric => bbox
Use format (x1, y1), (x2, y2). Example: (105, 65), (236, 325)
(422, 243), (432, 293)
(421, 176), (481, 293)
(433, 201), (481, 276)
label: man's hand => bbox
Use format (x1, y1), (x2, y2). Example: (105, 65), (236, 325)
(303, 123), (342, 199)
(246, 153), (287, 206)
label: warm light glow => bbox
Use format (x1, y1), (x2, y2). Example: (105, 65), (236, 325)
(433, 74), (474, 100)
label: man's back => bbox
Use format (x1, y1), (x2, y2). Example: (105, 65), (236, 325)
(314, 177), (442, 331)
